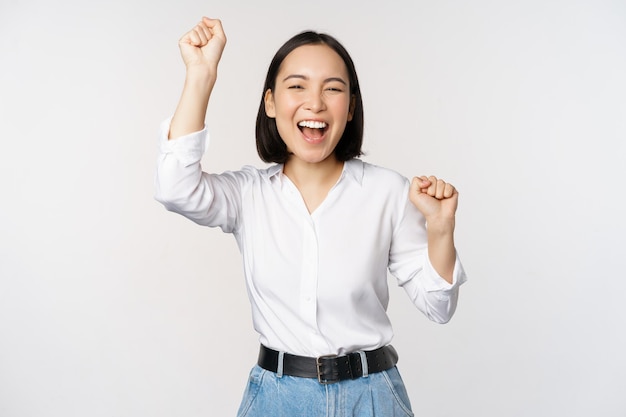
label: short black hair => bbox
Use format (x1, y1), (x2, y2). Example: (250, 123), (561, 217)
(255, 31), (364, 164)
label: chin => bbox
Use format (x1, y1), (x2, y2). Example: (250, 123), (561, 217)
(291, 151), (331, 165)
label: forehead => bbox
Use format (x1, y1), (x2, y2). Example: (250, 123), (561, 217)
(277, 44), (349, 80)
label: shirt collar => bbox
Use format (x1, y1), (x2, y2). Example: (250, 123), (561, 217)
(261, 158), (364, 186)
(264, 164), (284, 180)
(342, 158), (364, 185)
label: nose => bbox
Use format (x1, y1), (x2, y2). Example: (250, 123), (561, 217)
(304, 91), (326, 113)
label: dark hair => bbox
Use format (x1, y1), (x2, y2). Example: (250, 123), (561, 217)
(255, 31), (364, 163)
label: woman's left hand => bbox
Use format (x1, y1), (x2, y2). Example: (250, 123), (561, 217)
(409, 176), (458, 231)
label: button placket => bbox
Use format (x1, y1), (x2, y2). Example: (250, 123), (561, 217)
(300, 217), (324, 347)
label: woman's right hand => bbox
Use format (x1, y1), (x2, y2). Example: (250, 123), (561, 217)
(168, 18), (226, 139)
(178, 17), (227, 71)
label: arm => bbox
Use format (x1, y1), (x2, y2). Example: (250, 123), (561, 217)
(169, 17), (226, 139)
(155, 18), (239, 229)
(389, 176), (466, 324)
(409, 176), (458, 284)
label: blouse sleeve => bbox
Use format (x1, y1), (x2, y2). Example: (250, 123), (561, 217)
(153, 118), (243, 233)
(388, 180), (468, 323)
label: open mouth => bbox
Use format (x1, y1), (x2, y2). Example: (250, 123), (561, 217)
(298, 120), (328, 141)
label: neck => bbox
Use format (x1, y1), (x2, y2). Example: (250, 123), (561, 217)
(282, 156), (345, 214)
(283, 156), (344, 189)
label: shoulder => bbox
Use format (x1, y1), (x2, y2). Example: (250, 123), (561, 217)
(217, 164), (281, 183)
(358, 160), (410, 190)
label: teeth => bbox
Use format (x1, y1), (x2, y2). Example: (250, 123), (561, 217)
(298, 120), (327, 129)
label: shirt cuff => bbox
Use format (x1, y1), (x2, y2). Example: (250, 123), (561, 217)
(422, 250), (468, 293)
(158, 117), (210, 167)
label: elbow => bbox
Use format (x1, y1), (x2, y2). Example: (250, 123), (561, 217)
(424, 285), (461, 324)
(425, 300), (458, 324)
(154, 183), (192, 214)
(153, 156), (206, 213)
(154, 180), (215, 226)
(154, 185), (179, 211)
(154, 192), (177, 213)
(153, 169), (203, 213)
(428, 312), (454, 325)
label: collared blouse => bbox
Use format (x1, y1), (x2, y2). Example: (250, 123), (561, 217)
(155, 120), (467, 357)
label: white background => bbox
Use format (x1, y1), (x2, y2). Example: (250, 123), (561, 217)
(1, 1), (625, 416)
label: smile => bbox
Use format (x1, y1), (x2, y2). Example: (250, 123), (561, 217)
(298, 120), (327, 129)
(298, 120), (328, 142)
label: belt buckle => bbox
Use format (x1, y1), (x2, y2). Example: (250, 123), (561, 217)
(316, 354), (339, 384)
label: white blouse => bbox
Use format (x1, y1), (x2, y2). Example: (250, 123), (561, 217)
(154, 120), (467, 357)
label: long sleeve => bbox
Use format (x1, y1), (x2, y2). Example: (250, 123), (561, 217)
(154, 118), (241, 233)
(388, 182), (468, 324)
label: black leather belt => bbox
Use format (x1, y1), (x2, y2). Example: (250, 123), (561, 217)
(257, 344), (398, 384)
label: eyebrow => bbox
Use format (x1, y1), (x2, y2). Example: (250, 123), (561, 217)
(282, 74), (347, 85)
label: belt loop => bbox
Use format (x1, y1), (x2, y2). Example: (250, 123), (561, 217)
(358, 351), (369, 378)
(276, 351), (285, 378)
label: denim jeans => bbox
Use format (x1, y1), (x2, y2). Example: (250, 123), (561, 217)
(236, 365), (414, 417)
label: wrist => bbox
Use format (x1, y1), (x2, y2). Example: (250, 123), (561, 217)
(425, 215), (455, 236)
(184, 65), (217, 87)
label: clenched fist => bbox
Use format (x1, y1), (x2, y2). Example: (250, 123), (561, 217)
(409, 176), (458, 232)
(178, 17), (227, 71)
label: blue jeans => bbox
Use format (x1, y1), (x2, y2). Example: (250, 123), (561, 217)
(236, 365), (414, 417)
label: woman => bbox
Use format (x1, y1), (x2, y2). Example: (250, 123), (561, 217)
(155, 17), (467, 417)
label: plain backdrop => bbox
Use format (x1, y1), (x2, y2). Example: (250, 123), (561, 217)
(1, 1), (625, 416)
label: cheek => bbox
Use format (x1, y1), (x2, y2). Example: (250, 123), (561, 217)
(332, 101), (352, 123)
(274, 117), (295, 144)
(331, 95), (351, 112)
(274, 94), (301, 113)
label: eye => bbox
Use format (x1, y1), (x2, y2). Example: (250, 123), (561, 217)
(288, 84), (304, 90)
(325, 85), (344, 93)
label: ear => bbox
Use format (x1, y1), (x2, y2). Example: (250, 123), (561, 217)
(264, 89), (276, 118)
(347, 94), (356, 121)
